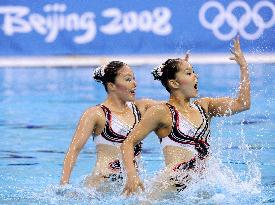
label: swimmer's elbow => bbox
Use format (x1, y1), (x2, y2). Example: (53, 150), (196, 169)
(242, 100), (251, 111)
(70, 145), (79, 153)
(67, 145), (81, 157)
(236, 98), (250, 112)
(245, 102), (251, 110)
(121, 140), (133, 152)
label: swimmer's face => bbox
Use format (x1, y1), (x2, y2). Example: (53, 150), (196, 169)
(113, 65), (137, 101)
(174, 60), (198, 98)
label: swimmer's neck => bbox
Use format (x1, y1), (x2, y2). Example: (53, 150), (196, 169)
(169, 94), (191, 110)
(103, 95), (129, 111)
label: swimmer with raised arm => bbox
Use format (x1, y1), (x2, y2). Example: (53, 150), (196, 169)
(60, 61), (158, 189)
(121, 36), (250, 199)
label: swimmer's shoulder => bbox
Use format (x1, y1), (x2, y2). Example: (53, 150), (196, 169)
(77, 106), (106, 134)
(194, 97), (211, 113)
(144, 103), (172, 130)
(143, 102), (171, 120)
(80, 105), (106, 122)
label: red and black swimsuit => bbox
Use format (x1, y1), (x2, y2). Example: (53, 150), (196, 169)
(93, 103), (142, 181)
(160, 103), (210, 191)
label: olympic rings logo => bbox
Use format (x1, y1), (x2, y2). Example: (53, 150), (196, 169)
(199, 1), (275, 40)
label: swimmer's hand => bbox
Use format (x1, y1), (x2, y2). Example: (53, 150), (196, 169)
(122, 175), (145, 196)
(229, 35), (248, 68)
(60, 179), (69, 186)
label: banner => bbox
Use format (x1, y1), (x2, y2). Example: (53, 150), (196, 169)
(0, 0), (274, 55)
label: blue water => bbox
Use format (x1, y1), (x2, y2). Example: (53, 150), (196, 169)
(0, 64), (275, 204)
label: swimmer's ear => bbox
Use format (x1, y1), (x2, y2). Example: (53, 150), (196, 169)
(168, 79), (179, 89)
(107, 82), (116, 91)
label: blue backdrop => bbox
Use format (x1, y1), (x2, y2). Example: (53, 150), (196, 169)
(0, 0), (274, 55)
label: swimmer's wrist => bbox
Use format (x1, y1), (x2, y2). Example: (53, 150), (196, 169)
(240, 64), (248, 68)
(239, 63), (248, 72)
(60, 179), (69, 185)
(126, 171), (138, 179)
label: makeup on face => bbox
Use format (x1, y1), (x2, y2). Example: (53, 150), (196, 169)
(114, 66), (137, 100)
(174, 62), (199, 97)
(176, 63), (194, 84)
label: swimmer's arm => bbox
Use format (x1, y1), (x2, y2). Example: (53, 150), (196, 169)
(60, 107), (98, 185)
(197, 36), (250, 117)
(121, 105), (165, 195)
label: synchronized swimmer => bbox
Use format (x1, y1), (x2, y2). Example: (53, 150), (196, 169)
(60, 61), (158, 190)
(121, 36), (250, 200)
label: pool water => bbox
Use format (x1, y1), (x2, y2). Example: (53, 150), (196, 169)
(0, 64), (274, 204)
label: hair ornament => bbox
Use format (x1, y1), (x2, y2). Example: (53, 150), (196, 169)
(93, 64), (107, 82)
(152, 63), (165, 79)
